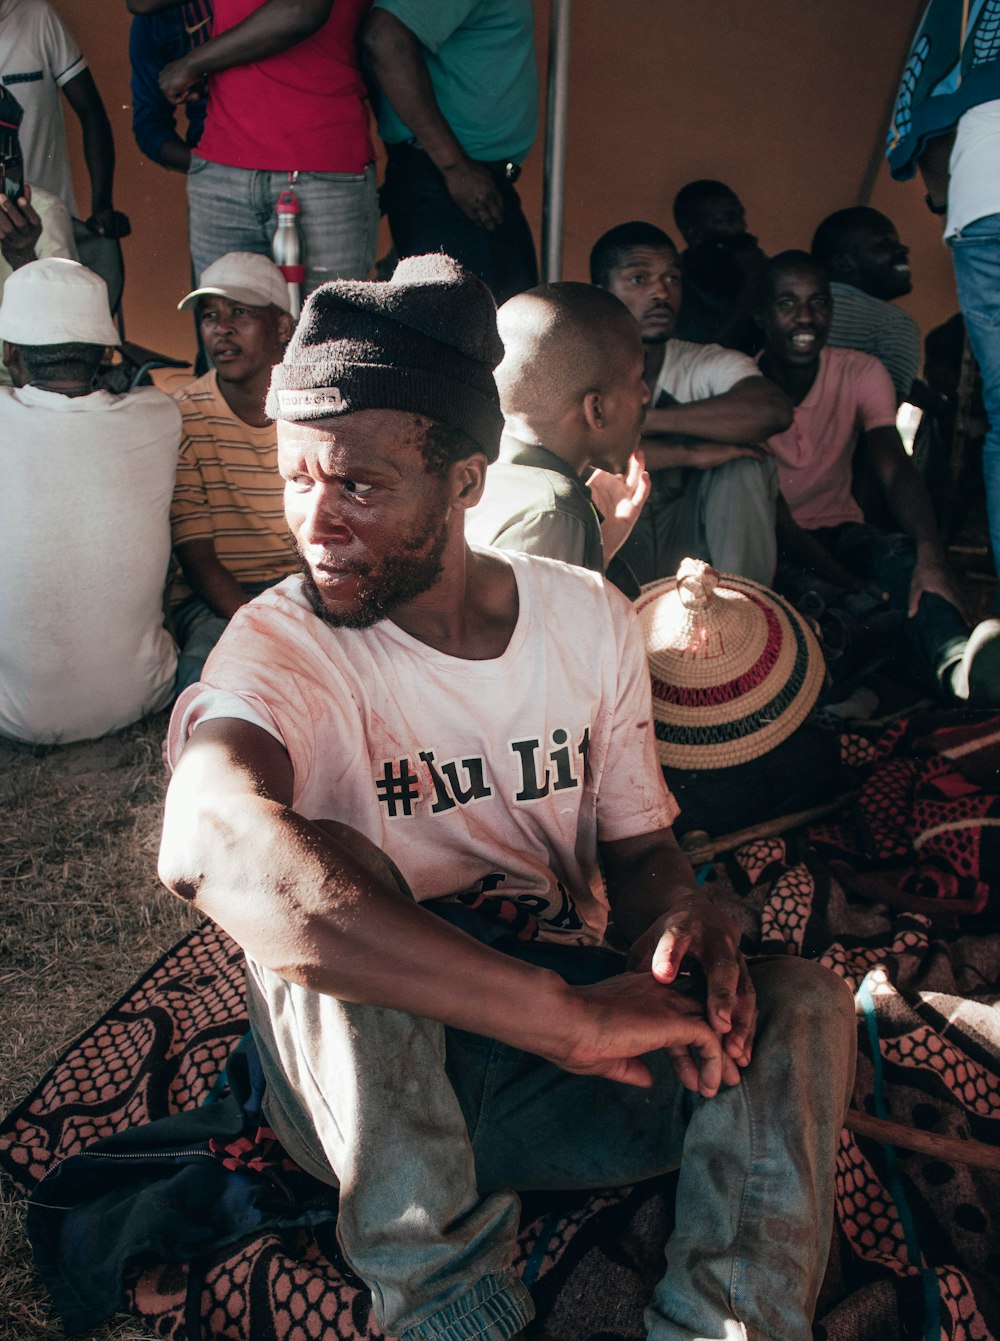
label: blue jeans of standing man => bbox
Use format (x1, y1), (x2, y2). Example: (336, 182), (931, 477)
(949, 212), (1000, 602)
(248, 886), (857, 1341)
(383, 142), (539, 306)
(187, 155), (379, 295)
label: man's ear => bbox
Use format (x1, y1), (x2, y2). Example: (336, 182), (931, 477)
(582, 389), (604, 432)
(450, 453), (489, 509)
(277, 311), (295, 345)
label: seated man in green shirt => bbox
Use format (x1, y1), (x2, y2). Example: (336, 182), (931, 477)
(465, 282), (650, 589)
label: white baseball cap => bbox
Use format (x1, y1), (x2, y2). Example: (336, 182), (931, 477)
(0, 258), (120, 346)
(178, 251), (291, 314)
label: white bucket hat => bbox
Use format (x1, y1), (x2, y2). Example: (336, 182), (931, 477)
(178, 251), (291, 314)
(0, 258), (120, 346)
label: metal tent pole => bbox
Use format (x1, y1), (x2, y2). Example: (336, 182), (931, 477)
(541, 0), (572, 282)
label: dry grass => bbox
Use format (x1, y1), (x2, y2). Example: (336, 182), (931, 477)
(0, 713), (200, 1341)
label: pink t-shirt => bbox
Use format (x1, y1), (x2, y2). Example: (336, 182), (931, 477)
(762, 346), (898, 530)
(196, 0), (374, 172)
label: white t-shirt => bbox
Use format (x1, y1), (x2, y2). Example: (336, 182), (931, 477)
(0, 384), (181, 743)
(169, 551), (678, 947)
(947, 98), (1000, 238)
(0, 0), (86, 216)
(653, 337), (761, 406)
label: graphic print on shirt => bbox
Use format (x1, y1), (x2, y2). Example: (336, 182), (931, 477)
(452, 872), (586, 939)
(372, 725), (592, 819)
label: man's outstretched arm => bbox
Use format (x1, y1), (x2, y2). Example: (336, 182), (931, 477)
(160, 717), (729, 1093)
(640, 374), (791, 472)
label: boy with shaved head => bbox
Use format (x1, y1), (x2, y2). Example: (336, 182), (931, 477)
(466, 281), (650, 581)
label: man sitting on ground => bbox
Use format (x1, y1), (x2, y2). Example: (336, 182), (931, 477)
(159, 254), (856, 1341)
(466, 281), (650, 588)
(671, 179), (768, 353)
(812, 206), (921, 403)
(0, 258), (179, 742)
(591, 220), (792, 587)
(170, 251), (296, 690)
(756, 249), (1000, 703)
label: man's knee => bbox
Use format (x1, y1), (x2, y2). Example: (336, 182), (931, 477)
(751, 956), (856, 1047)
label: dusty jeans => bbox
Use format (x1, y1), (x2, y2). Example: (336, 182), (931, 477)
(247, 899), (856, 1341)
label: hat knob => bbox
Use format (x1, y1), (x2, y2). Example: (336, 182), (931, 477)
(676, 558), (719, 611)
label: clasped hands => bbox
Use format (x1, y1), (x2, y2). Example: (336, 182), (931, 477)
(557, 893), (756, 1101)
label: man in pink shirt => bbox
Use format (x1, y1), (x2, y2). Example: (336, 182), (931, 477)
(757, 249), (1000, 705)
(130, 0), (378, 295)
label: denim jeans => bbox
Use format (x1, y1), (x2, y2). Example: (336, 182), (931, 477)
(949, 212), (1000, 600)
(383, 143), (538, 306)
(186, 155), (379, 295)
(247, 884), (856, 1341)
(809, 522), (969, 692)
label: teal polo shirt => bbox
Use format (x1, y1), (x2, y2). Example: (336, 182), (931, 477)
(373, 0), (538, 163)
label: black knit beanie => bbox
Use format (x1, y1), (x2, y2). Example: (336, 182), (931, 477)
(266, 254), (504, 462)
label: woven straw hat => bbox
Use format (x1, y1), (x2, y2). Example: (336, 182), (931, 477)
(636, 558), (826, 770)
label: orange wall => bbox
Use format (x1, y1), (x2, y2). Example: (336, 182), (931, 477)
(52, 0), (955, 363)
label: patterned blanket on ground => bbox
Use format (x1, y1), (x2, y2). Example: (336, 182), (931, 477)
(2, 716), (999, 1341)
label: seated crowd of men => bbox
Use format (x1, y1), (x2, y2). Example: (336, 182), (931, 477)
(5, 5), (1000, 1338)
(3, 130), (998, 1341)
(4, 179), (1000, 739)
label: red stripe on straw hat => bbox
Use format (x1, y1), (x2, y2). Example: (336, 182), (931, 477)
(650, 595), (783, 707)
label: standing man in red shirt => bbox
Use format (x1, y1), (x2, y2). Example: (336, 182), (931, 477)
(129, 0), (378, 295)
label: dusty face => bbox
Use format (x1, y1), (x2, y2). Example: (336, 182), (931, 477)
(757, 264), (832, 369)
(842, 218), (912, 300)
(605, 245), (682, 344)
(279, 409), (457, 629)
(198, 295), (289, 385)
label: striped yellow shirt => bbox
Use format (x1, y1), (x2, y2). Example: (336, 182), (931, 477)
(170, 370), (298, 603)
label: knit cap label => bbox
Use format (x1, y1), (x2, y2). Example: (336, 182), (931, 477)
(275, 387), (346, 415)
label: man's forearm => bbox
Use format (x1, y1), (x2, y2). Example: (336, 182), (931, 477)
(78, 102), (116, 214)
(158, 135), (193, 173)
(182, 0), (333, 79)
(602, 834), (699, 949)
(361, 10), (466, 171)
(161, 779), (589, 1062)
(643, 377), (792, 445)
(871, 428), (946, 557)
(175, 539), (252, 618)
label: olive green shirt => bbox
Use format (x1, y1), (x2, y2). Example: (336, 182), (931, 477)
(466, 435), (605, 573)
